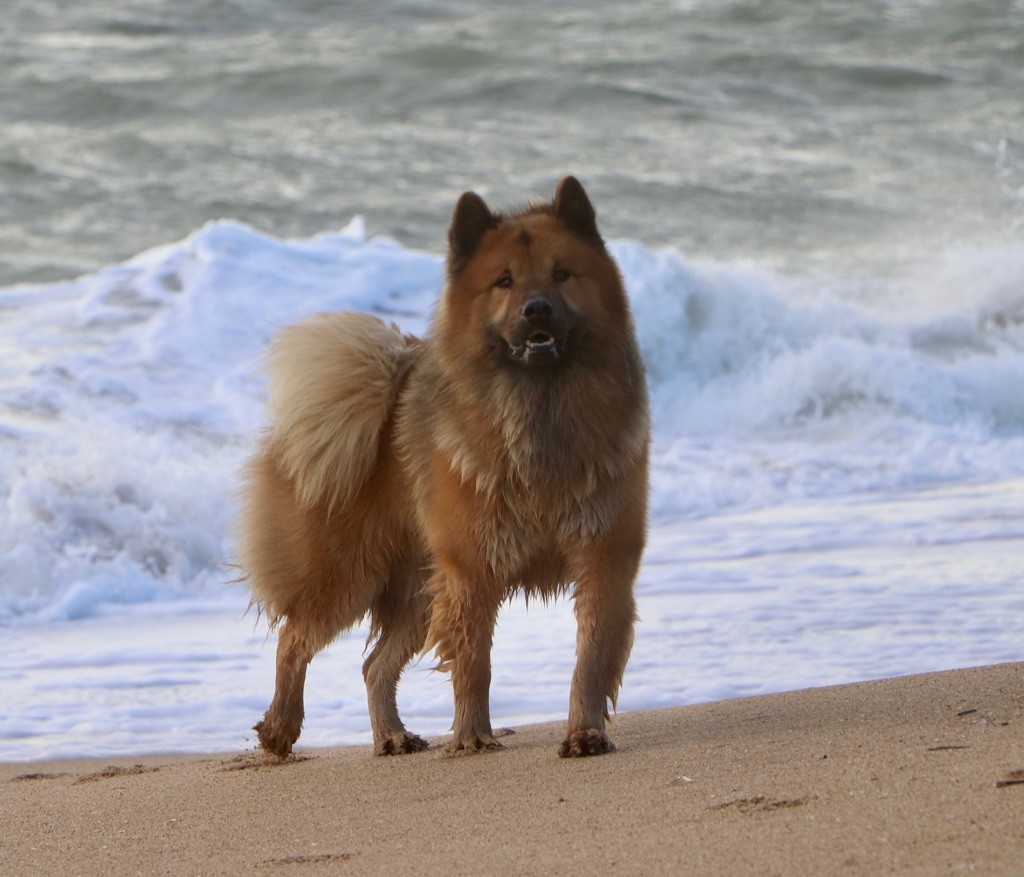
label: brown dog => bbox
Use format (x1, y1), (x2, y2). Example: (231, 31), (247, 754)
(238, 176), (649, 758)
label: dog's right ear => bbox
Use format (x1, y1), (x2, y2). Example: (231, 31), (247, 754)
(553, 175), (604, 249)
(448, 191), (498, 276)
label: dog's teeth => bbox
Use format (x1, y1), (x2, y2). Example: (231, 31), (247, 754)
(526, 334), (555, 350)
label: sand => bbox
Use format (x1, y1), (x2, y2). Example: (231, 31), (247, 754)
(2, 662), (1022, 876)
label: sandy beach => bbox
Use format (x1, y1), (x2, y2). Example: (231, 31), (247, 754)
(3, 662), (1022, 875)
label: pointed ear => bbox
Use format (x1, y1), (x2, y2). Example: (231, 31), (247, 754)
(553, 175), (603, 248)
(448, 191), (498, 275)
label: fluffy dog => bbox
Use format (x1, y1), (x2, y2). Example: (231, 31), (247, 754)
(238, 176), (649, 758)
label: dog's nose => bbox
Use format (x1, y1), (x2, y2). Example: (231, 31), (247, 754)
(521, 298), (555, 321)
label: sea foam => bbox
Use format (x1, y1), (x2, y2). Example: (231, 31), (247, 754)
(1, 221), (1023, 623)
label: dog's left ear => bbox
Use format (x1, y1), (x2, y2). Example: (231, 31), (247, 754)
(553, 175), (604, 248)
(449, 191), (498, 276)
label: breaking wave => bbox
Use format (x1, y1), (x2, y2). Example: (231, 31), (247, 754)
(2, 221), (1023, 620)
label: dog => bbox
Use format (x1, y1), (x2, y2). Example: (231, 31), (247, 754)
(238, 176), (650, 758)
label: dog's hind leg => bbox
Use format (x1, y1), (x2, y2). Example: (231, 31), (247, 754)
(363, 570), (431, 755)
(255, 598), (365, 759)
(253, 617), (325, 758)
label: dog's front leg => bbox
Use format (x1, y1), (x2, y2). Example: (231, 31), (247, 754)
(426, 570), (502, 754)
(561, 529), (642, 758)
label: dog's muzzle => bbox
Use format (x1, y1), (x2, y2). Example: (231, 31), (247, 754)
(507, 296), (572, 365)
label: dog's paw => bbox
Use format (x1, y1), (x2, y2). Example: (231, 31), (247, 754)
(253, 716), (300, 759)
(375, 731), (430, 756)
(444, 731), (503, 757)
(558, 728), (616, 758)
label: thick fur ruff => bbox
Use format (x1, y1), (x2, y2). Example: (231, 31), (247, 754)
(238, 176), (650, 758)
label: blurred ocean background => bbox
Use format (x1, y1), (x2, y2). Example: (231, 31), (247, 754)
(2, 0), (1022, 760)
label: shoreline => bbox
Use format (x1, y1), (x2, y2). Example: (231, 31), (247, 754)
(4, 662), (1023, 875)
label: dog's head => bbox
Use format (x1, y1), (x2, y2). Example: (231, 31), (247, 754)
(437, 176), (631, 371)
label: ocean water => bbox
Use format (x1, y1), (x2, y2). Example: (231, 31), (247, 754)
(2, 0), (1023, 761)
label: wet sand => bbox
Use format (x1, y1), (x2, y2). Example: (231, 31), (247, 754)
(3, 662), (1023, 875)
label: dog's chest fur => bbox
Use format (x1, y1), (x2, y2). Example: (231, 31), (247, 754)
(399, 353), (647, 589)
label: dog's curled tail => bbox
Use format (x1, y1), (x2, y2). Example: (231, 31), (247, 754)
(265, 311), (416, 514)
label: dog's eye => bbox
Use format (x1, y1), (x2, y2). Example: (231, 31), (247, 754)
(552, 268), (571, 283)
(494, 274), (514, 289)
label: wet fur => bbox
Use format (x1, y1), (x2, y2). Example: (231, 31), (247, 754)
(238, 176), (650, 758)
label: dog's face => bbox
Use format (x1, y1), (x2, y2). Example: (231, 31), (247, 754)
(438, 177), (630, 372)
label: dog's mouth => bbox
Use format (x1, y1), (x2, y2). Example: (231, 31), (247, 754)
(508, 330), (566, 364)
